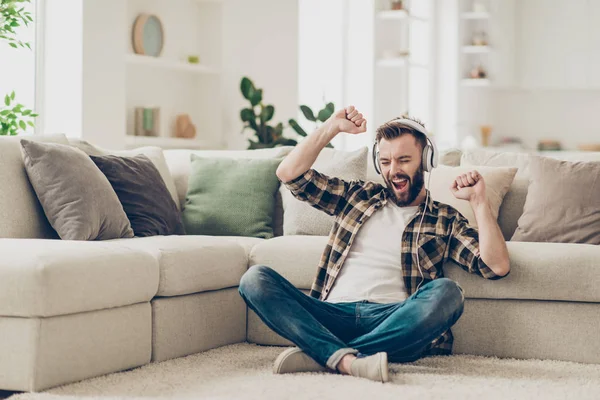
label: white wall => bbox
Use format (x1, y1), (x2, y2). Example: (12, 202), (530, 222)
(222, 0), (299, 150)
(81, 0), (127, 148)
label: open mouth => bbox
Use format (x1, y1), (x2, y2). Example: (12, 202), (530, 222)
(391, 177), (409, 193)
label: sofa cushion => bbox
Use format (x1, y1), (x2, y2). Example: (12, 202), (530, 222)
(111, 235), (248, 297)
(281, 147), (368, 236)
(445, 241), (600, 303)
(511, 157), (600, 244)
(426, 165), (517, 228)
(90, 154), (185, 237)
(461, 149), (600, 239)
(69, 139), (181, 211)
(163, 147), (293, 210)
(219, 236), (264, 255)
(0, 134), (69, 239)
(20, 140), (134, 241)
(183, 155), (283, 239)
(0, 239), (158, 317)
(248, 235), (329, 290)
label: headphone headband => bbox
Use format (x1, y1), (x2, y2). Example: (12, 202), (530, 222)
(373, 118), (438, 174)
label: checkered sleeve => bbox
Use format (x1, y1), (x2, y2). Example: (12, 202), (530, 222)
(448, 212), (507, 280)
(280, 169), (351, 217)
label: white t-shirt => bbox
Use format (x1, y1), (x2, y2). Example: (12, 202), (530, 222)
(326, 202), (419, 304)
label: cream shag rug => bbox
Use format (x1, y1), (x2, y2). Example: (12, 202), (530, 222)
(10, 343), (600, 400)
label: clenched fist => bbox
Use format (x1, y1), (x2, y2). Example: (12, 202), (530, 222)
(323, 105), (367, 136)
(450, 170), (486, 203)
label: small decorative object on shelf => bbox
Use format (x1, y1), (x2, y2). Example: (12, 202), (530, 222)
(174, 114), (197, 139)
(472, 31), (488, 46)
(577, 143), (600, 151)
(480, 125), (492, 147)
(187, 55), (200, 64)
(538, 140), (562, 151)
(132, 14), (164, 57)
(469, 64), (487, 79)
(134, 107), (160, 137)
(390, 0), (404, 10)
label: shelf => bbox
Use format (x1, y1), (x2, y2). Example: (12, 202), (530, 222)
(377, 10), (409, 20)
(376, 58), (408, 67)
(461, 79), (491, 87)
(125, 135), (213, 149)
(461, 46), (491, 54)
(126, 54), (219, 75)
(460, 12), (490, 19)
(193, 0), (223, 3)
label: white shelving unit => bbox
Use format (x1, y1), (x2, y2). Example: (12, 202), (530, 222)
(125, 54), (219, 75)
(125, 0), (223, 150)
(372, 0), (434, 129)
(461, 45), (491, 53)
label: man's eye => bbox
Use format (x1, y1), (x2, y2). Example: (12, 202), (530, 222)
(381, 162), (390, 166)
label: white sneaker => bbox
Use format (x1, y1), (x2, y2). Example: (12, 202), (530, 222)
(273, 347), (328, 374)
(349, 352), (389, 383)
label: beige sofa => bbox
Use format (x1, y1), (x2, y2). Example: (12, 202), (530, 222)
(0, 136), (599, 392)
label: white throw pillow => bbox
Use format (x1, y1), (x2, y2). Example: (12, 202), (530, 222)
(426, 165), (517, 228)
(281, 147), (368, 236)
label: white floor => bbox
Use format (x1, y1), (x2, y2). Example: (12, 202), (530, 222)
(10, 343), (600, 400)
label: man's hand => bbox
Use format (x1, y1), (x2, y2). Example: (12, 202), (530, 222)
(450, 170), (486, 205)
(323, 105), (367, 136)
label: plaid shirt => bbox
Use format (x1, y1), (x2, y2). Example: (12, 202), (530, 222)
(282, 168), (507, 356)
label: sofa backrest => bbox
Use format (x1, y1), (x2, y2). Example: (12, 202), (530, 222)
(461, 148), (600, 239)
(0, 135), (69, 239)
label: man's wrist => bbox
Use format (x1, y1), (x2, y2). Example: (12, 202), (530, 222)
(469, 195), (489, 212)
(318, 123), (339, 141)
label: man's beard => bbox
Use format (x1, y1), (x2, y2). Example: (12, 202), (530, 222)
(385, 168), (425, 207)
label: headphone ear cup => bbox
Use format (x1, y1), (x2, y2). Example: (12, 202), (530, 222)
(422, 145), (432, 173)
(372, 144), (381, 175)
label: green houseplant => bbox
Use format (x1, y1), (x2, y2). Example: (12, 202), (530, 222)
(289, 102), (335, 148)
(0, 0), (37, 135)
(240, 77), (298, 149)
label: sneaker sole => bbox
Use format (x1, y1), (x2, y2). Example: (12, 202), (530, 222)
(273, 348), (302, 374)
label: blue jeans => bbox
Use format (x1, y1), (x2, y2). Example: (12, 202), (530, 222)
(238, 265), (465, 370)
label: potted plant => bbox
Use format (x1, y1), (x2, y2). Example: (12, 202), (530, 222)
(239, 77), (297, 149)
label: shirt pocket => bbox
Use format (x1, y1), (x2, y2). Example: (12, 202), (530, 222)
(416, 232), (448, 275)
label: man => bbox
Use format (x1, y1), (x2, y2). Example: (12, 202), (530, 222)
(238, 106), (510, 383)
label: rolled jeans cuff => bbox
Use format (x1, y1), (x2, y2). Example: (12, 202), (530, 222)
(326, 347), (359, 370)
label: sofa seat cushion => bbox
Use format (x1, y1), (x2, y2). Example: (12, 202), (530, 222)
(110, 235), (248, 297)
(249, 235), (329, 290)
(0, 239), (159, 318)
(219, 236), (264, 255)
(445, 241), (600, 303)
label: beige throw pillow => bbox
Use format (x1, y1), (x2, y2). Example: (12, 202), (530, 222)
(426, 165), (517, 228)
(511, 156), (600, 244)
(281, 147), (368, 236)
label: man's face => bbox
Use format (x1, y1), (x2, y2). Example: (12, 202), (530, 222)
(378, 135), (425, 206)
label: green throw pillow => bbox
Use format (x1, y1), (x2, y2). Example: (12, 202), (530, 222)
(182, 155), (283, 238)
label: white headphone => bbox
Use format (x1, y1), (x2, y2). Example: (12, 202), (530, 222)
(372, 118), (439, 174)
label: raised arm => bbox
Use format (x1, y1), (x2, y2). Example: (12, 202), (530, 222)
(450, 170), (510, 278)
(276, 106), (367, 182)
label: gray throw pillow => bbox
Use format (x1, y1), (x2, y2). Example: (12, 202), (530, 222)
(90, 154), (185, 237)
(20, 140), (134, 240)
(511, 156), (600, 244)
(280, 147), (368, 236)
